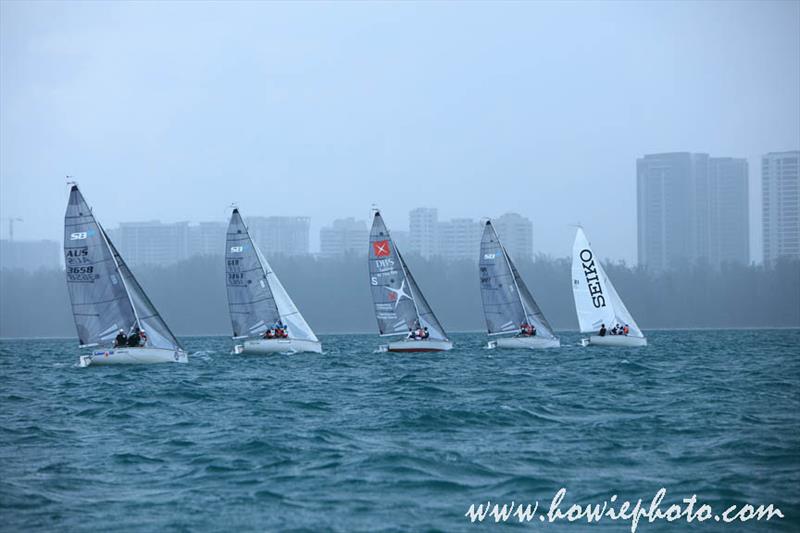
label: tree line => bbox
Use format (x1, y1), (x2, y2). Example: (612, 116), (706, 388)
(1, 254), (798, 338)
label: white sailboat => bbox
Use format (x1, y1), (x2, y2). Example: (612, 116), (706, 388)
(369, 211), (452, 352)
(64, 185), (188, 366)
(225, 208), (321, 354)
(479, 220), (560, 349)
(571, 227), (647, 347)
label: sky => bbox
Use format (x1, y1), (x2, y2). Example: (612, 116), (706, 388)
(1, 1), (798, 263)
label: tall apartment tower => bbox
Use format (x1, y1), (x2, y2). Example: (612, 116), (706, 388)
(763, 151), (800, 264)
(245, 216), (310, 257)
(319, 218), (368, 257)
(637, 152), (749, 271)
(436, 218), (482, 261)
(112, 221), (191, 266)
(408, 208), (438, 258)
(493, 213), (534, 261)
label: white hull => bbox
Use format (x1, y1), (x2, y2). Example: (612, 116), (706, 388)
(489, 336), (561, 349)
(234, 338), (322, 354)
(383, 339), (453, 352)
(583, 335), (647, 347)
(79, 347), (188, 367)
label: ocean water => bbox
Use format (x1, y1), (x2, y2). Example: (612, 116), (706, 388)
(1, 330), (798, 532)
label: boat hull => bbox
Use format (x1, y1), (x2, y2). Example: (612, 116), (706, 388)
(234, 338), (322, 354)
(386, 339), (453, 352)
(585, 335), (647, 347)
(490, 336), (561, 349)
(79, 347), (188, 367)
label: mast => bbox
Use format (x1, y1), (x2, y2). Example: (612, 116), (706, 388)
(91, 196), (143, 332)
(496, 229), (530, 325)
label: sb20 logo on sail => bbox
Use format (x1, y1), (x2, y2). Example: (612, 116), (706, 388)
(70, 229), (96, 240)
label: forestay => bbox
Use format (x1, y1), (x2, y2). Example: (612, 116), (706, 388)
(63, 185), (182, 351)
(225, 209), (317, 342)
(368, 212), (448, 341)
(571, 227), (643, 337)
(479, 221), (556, 339)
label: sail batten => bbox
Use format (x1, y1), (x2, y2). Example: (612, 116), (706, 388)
(368, 211), (449, 341)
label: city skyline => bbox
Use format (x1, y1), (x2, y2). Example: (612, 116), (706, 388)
(2, 2), (798, 265)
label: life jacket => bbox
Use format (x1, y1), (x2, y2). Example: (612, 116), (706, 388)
(623, 326), (629, 335)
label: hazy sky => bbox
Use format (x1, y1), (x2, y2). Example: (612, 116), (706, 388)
(1, 1), (798, 263)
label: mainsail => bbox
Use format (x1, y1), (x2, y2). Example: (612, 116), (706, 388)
(479, 221), (556, 339)
(368, 211), (448, 341)
(571, 227), (643, 337)
(225, 209), (318, 342)
(63, 185), (182, 350)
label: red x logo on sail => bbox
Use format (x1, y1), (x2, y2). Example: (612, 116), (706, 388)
(373, 240), (391, 257)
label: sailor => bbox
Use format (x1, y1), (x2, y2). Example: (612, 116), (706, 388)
(264, 328), (274, 339)
(408, 328), (417, 340)
(598, 323), (607, 337)
(623, 324), (630, 336)
(422, 327), (429, 339)
(114, 329), (127, 347)
(530, 324), (537, 337)
(127, 327), (141, 347)
(139, 329), (148, 345)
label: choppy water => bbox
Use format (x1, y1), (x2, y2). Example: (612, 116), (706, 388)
(1, 330), (798, 532)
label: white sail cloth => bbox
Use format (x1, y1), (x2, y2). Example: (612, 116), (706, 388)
(571, 227), (643, 337)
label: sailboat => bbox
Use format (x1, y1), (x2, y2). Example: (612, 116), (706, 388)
(64, 185), (188, 367)
(571, 227), (647, 347)
(225, 208), (321, 354)
(479, 220), (560, 349)
(368, 210), (452, 352)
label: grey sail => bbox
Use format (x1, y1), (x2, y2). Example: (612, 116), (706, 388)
(508, 255), (557, 339)
(399, 250), (448, 341)
(478, 221), (556, 339)
(225, 209), (281, 338)
(479, 221), (527, 335)
(63, 185), (182, 351)
(368, 211), (448, 340)
(64, 186), (137, 347)
(105, 234), (183, 350)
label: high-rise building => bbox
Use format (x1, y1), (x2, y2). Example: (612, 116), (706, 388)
(493, 213), (534, 261)
(188, 222), (227, 257)
(763, 151), (800, 264)
(436, 218), (482, 261)
(408, 208), (438, 258)
(0, 239), (60, 271)
(111, 221), (191, 266)
(391, 230), (409, 252)
(637, 152), (749, 271)
(319, 218), (368, 257)
(707, 158), (749, 267)
(246, 216), (310, 257)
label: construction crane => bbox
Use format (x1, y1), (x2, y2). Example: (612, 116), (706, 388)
(3, 217), (23, 241)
